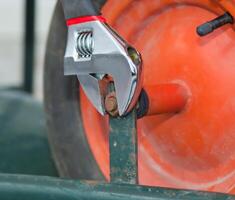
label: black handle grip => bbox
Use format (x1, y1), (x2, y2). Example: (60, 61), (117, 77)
(60, 0), (106, 20)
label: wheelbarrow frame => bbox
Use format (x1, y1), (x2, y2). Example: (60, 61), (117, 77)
(0, 109), (234, 200)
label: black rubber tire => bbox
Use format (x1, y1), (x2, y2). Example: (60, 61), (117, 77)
(44, 1), (105, 180)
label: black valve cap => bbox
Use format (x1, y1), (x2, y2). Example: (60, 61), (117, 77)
(197, 12), (234, 37)
(197, 22), (213, 36)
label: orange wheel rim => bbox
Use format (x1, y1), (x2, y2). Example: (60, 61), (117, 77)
(80, 0), (235, 194)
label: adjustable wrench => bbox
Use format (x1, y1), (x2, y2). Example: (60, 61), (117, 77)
(60, 0), (143, 116)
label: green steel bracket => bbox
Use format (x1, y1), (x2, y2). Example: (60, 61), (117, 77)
(109, 109), (138, 184)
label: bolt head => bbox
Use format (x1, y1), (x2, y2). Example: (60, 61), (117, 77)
(105, 92), (119, 117)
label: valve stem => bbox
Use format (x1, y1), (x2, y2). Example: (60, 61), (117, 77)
(196, 12), (234, 37)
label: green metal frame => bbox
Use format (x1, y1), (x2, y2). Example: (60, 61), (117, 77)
(0, 92), (234, 199)
(0, 173), (233, 200)
(0, 109), (234, 199)
(23, 0), (35, 93)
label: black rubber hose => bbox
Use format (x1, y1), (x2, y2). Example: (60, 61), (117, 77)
(60, 0), (106, 19)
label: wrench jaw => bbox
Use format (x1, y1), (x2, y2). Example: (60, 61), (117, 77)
(112, 54), (143, 116)
(64, 20), (143, 116)
(77, 75), (106, 115)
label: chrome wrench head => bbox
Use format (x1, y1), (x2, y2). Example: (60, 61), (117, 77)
(64, 20), (143, 116)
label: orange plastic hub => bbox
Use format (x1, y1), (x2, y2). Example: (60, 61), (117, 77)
(144, 84), (189, 115)
(80, 0), (235, 194)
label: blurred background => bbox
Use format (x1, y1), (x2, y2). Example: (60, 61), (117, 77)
(0, 0), (57, 100)
(0, 0), (59, 176)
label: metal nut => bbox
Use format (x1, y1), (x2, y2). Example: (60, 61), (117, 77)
(105, 92), (119, 117)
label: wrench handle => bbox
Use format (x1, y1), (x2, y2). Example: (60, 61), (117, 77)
(60, 0), (106, 20)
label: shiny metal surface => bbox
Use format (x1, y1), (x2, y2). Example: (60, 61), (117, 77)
(64, 21), (143, 116)
(76, 31), (94, 57)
